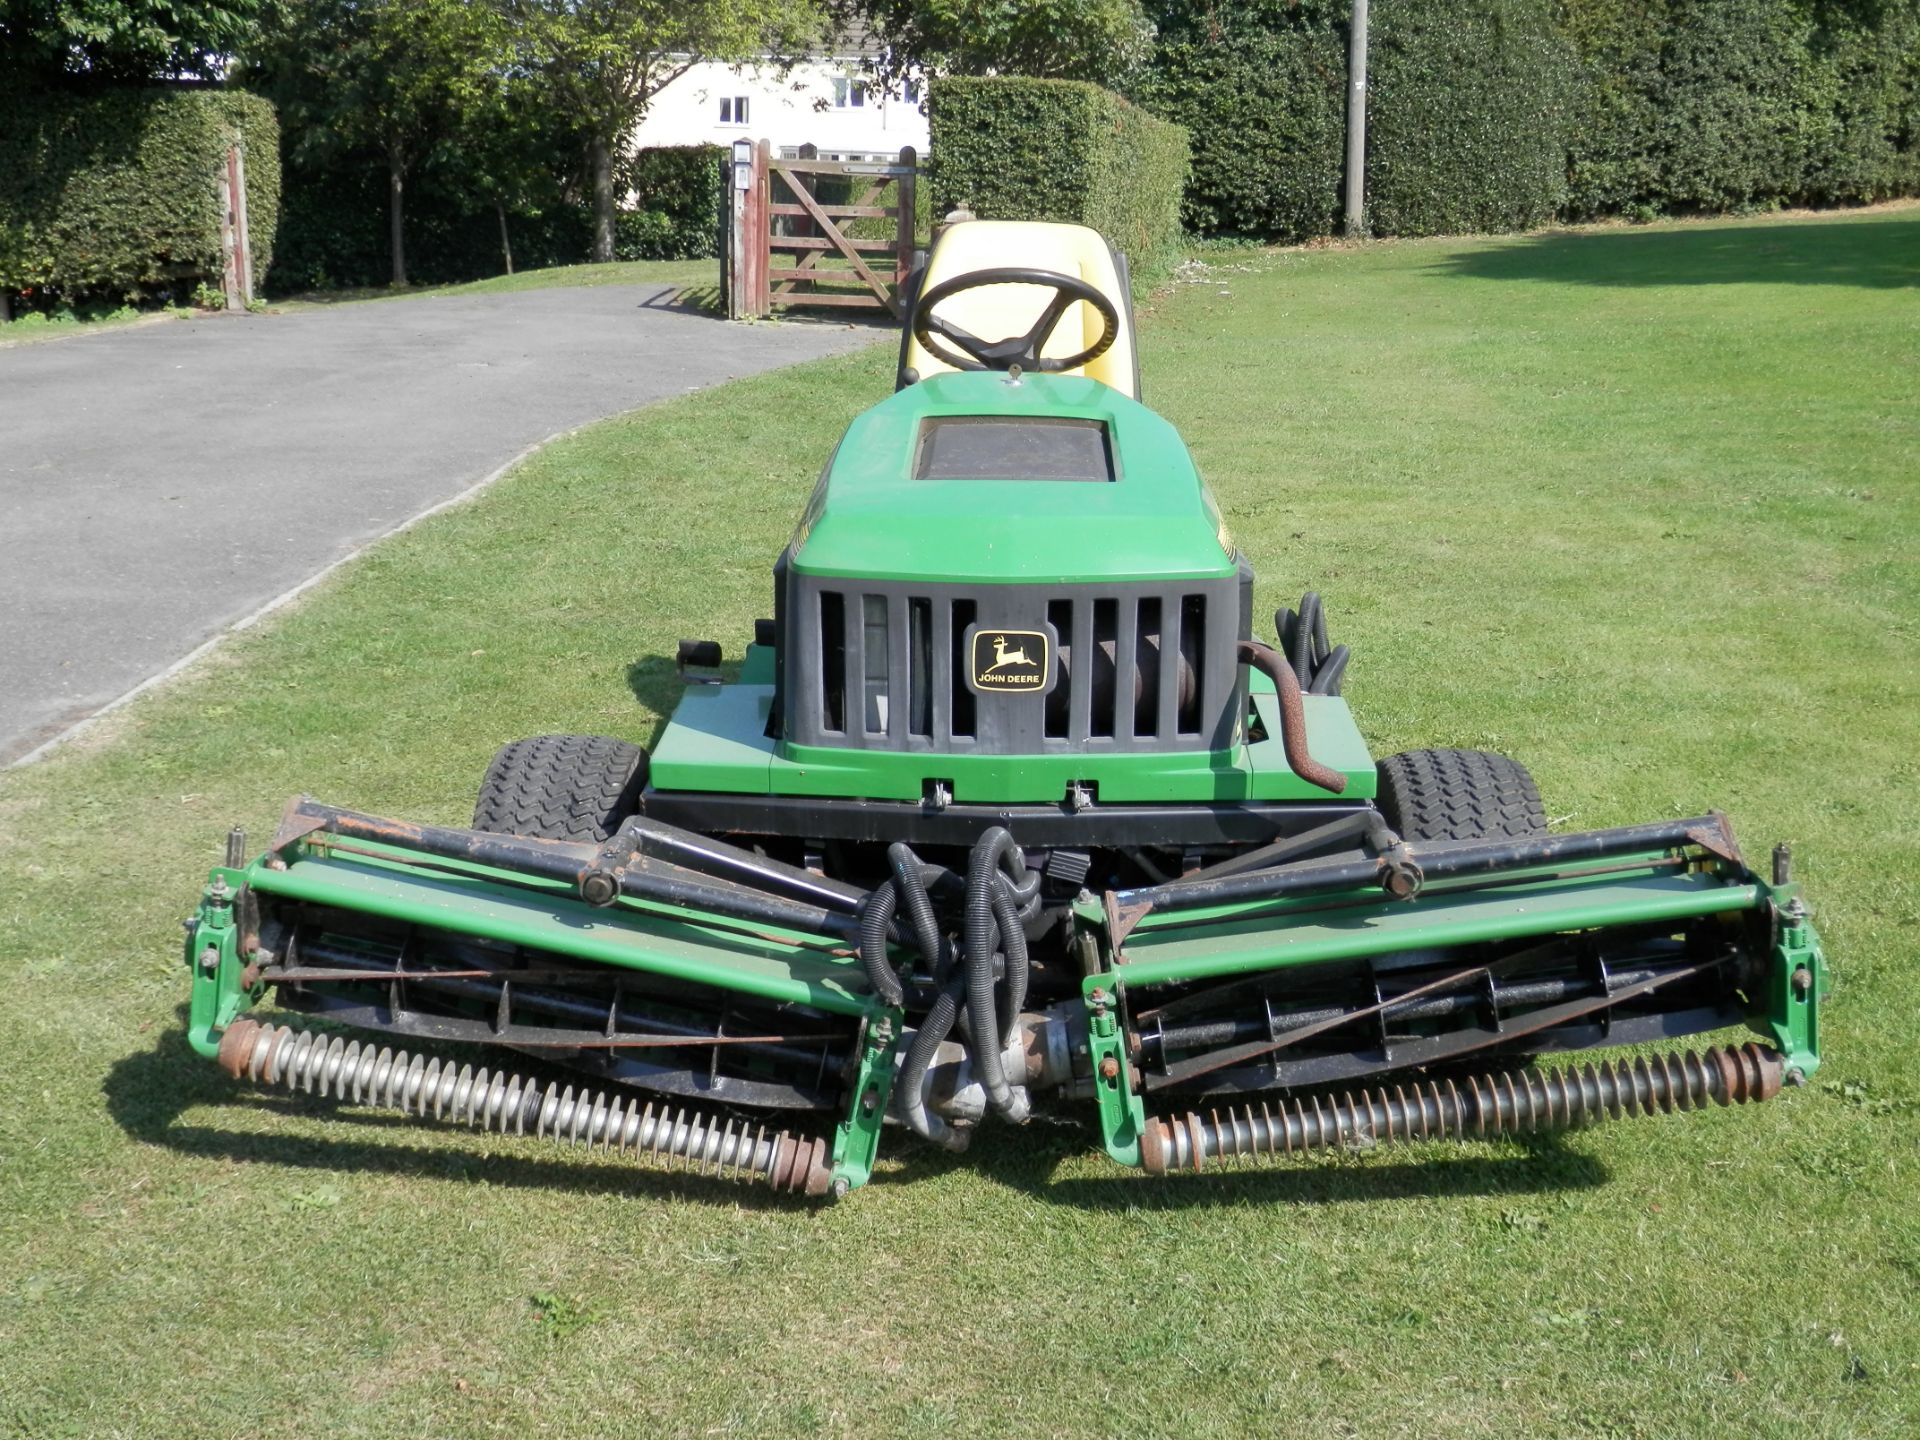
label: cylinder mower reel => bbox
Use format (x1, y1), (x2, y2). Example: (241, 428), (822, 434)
(181, 219), (1828, 1199)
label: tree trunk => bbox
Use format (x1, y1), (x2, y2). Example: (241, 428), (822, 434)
(388, 145), (408, 288)
(589, 131), (615, 265)
(495, 199), (514, 275)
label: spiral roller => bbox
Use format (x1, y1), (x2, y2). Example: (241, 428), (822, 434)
(217, 1019), (832, 1195)
(1139, 1043), (1784, 1175)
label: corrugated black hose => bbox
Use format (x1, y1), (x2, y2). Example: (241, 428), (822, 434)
(965, 826), (1032, 1123)
(859, 846), (952, 1009)
(1277, 591), (1350, 697)
(898, 980), (968, 1151)
(857, 882), (907, 1008)
(990, 880), (1029, 1047)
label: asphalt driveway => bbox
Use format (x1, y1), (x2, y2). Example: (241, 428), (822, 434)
(0, 285), (873, 763)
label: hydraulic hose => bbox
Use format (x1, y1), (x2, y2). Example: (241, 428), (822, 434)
(898, 980), (968, 1150)
(1238, 640), (1348, 795)
(889, 843), (945, 976)
(965, 827), (1031, 1122)
(857, 881), (906, 1008)
(1294, 591), (1325, 688)
(990, 881), (1029, 1047)
(860, 848), (954, 1008)
(1308, 643), (1350, 695)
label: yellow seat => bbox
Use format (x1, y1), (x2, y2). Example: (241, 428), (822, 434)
(901, 220), (1138, 399)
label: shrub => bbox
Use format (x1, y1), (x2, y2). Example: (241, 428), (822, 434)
(0, 85), (279, 307)
(1132, 15), (1347, 241)
(622, 145), (726, 260)
(929, 76), (1190, 276)
(1365, 0), (1575, 236)
(1561, 0), (1920, 217)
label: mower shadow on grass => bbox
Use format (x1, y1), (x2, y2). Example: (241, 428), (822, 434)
(891, 1120), (1611, 1211)
(1432, 214), (1920, 291)
(103, 1014), (813, 1212)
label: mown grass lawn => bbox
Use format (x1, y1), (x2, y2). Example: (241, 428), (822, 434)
(1, 206), (1915, 1439)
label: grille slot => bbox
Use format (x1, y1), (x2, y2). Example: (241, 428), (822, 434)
(819, 591), (846, 733)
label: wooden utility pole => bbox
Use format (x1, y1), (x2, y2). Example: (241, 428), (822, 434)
(1344, 0), (1371, 237)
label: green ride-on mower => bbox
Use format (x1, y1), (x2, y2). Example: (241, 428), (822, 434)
(183, 221), (1828, 1198)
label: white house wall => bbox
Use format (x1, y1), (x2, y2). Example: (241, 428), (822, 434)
(631, 58), (929, 162)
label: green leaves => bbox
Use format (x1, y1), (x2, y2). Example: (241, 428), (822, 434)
(840, 0), (1156, 90)
(929, 77), (1190, 276)
(0, 89), (280, 305)
(1, 0), (264, 82)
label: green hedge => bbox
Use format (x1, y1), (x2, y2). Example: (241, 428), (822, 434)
(620, 145), (725, 261)
(1140, 0), (1920, 241)
(929, 76), (1190, 276)
(0, 86), (279, 305)
(1562, 0), (1920, 217)
(1367, 0), (1575, 235)
(1133, 16), (1347, 242)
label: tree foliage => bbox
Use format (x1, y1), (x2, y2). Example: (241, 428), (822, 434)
(0, 0), (262, 81)
(242, 0), (510, 284)
(836, 0), (1155, 92)
(500, 0), (825, 261)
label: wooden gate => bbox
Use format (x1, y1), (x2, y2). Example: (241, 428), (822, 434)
(725, 143), (918, 320)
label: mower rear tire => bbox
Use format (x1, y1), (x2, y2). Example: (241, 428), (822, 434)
(1376, 748), (1547, 843)
(473, 734), (648, 843)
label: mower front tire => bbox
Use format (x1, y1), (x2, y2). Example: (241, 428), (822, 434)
(1376, 748), (1548, 843)
(473, 734), (648, 843)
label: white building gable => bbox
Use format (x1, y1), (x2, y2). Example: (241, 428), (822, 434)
(632, 58), (929, 162)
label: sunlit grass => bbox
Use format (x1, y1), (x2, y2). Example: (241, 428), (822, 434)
(0, 206), (1914, 1438)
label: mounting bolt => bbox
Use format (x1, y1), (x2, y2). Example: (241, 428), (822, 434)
(198, 945), (219, 975)
(1088, 988), (1108, 1008)
(860, 1091), (878, 1115)
(1098, 1056), (1120, 1082)
(1791, 965), (1813, 997)
(1786, 1068), (1807, 1087)
(208, 875), (231, 905)
(830, 1176), (851, 1201)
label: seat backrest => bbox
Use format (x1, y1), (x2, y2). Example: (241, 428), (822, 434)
(898, 220), (1139, 399)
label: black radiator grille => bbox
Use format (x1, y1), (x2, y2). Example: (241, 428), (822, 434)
(783, 567), (1251, 756)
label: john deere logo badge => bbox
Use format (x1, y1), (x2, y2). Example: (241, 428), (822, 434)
(969, 627), (1051, 693)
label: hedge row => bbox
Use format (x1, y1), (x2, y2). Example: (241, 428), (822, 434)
(929, 77), (1190, 276)
(1, 85), (280, 305)
(1136, 0), (1920, 241)
(623, 145), (725, 260)
(1561, 0), (1920, 217)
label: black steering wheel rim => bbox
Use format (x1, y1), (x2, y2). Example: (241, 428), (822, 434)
(912, 266), (1120, 377)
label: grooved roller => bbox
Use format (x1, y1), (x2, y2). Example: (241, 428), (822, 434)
(217, 1019), (832, 1195)
(1139, 1043), (1784, 1175)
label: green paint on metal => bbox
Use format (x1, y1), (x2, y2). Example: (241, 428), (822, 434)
(184, 869), (262, 1058)
(829, 1015), (903, 1195)
(247, 845), (876, 1017)
(1757, 884), (1826, 1078)
(739, 642), (776, 685)
(1111, 868), (1763, 989)
(650, 683), (1376, 804)
(1083, 970), (1146, 1167)
(791, 372), (1236, 585)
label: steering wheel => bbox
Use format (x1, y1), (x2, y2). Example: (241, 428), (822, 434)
(912, 267), (1120, 376)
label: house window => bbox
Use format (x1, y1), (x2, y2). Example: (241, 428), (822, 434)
(904, 80), (921, 104)
(720, 96), (749, 124)
(833, 76), (864, 108)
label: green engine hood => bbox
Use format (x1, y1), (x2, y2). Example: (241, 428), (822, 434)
(788, 372), (1239, 586)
